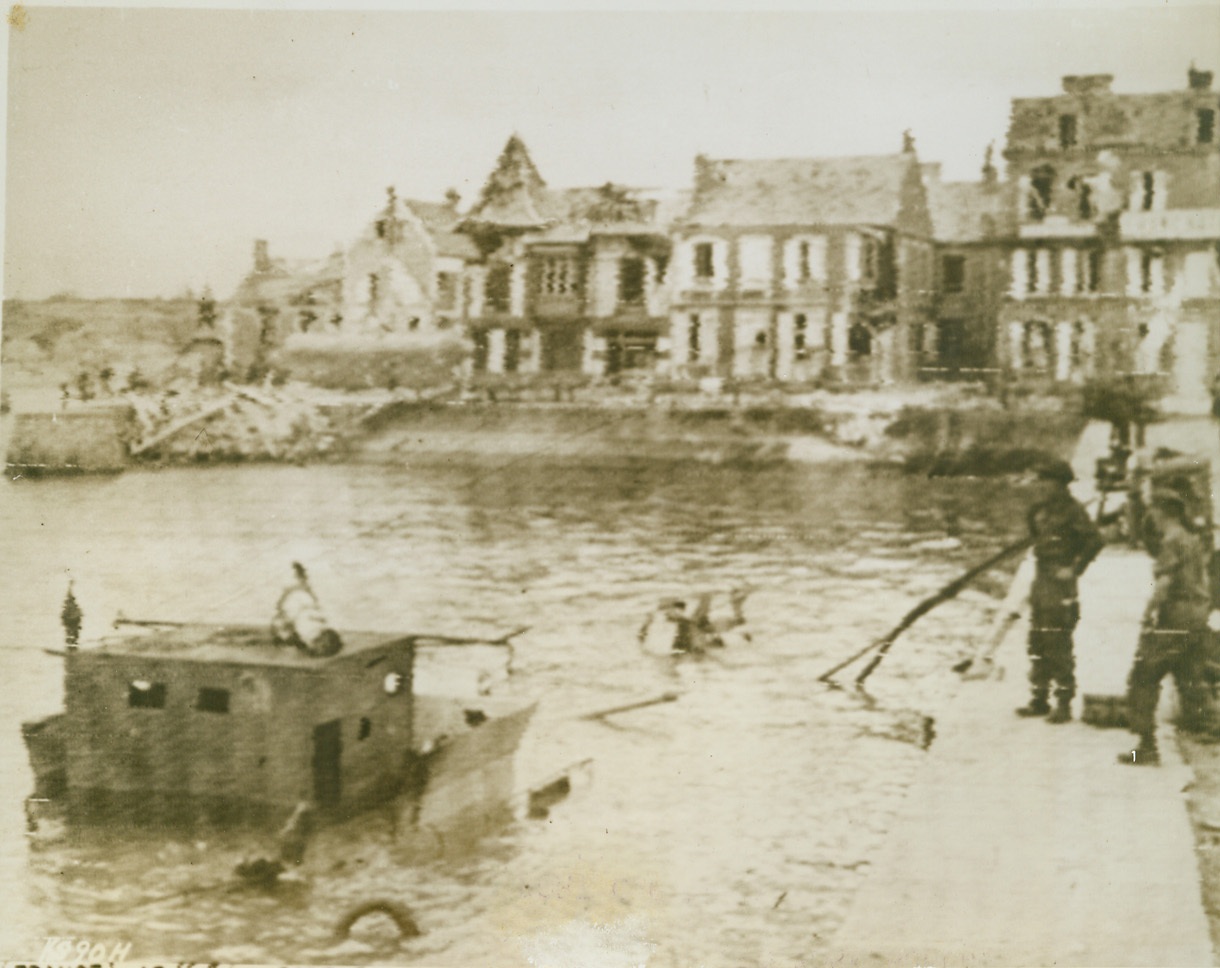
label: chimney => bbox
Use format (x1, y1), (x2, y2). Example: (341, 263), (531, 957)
(1061, 74), (1114, 96)
(1189, 66), (1214, 90)
(693, 154), (724, 197)
(253, 239), (271, 273)
(444, 188), (461, 211)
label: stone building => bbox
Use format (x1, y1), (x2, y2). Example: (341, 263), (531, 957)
(223, 189), (478, 385)
(668, 148), (936, 384)
(460, 135), (675, 378)
(1000, 68), (1220, 408)
(923, 152), (1015, 380)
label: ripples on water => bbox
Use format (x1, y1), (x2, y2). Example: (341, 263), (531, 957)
(0, 456), (1028, 966)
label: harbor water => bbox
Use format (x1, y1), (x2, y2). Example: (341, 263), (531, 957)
(0, 455), (1029, 966)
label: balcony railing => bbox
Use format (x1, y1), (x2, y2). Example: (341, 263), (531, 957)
(1018, 216), (1098, 240)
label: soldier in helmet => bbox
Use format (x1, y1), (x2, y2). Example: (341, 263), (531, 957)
(1017, 458), (1104, 723)
(1120, 488), (1216, 765)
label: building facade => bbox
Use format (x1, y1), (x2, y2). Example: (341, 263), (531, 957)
(1000, 68), (1220, 407)
(461, 136), (675, 379)
(668, 150), (936, 384)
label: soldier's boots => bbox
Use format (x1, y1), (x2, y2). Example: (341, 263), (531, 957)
(1016, 692), (1051, 718)
(1118, 734), (1160, 766)
(1046, 696), (1073, 724)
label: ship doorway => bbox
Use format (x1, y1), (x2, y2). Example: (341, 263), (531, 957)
(312, 720), (342, 809)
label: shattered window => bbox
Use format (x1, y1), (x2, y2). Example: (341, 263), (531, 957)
(1028, 166), (1055, 221)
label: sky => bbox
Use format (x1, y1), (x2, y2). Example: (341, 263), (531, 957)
(3, 1), (1220, 301)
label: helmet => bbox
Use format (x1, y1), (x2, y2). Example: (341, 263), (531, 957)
(1036, 459), (1075, 484)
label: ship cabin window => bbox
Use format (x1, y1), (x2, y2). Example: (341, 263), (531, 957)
(195, 687), (230, 714)
(359, 717), (372, 740)
(128, 680), (167, 709)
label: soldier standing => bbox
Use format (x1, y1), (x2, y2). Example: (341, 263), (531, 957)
(1120, 489), (1215, 765)
(1016, 459), (1104, 723)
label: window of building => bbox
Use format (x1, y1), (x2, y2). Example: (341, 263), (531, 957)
(383, 672), (405, 695)
(1059, 114), (1078, 149)
(504, 329), (521, 373)
(358, 717), (372, 741)
(368, 273), (380, 307)
(541, 255), (578, 295)
(1141, 172), (1156, 212)
(1140, 250), (1154, 293)
(1028, 166), (1055, 221)
(688, 314), (701, 358)
(1026, 249), (1039, 294)
(694, 243), (715, 280)
(128, 680), (166, 709)
(1082, 249), (1102, 293)
(798, 242), (812, 281)
(472, 330), (489, 372)
(195, 687), (230, 714)
(1199, 108), (1216, 145)
(436, 272), (458, 311)
(1067, 177), (1094, 219)
(618, 257), (646, 306)
(794, 314), (808, 359)
(942, 254), (966, 294)
(485, 263), (512, 314)
(848, 322), (872, 356)
(861, 238), (879, 282)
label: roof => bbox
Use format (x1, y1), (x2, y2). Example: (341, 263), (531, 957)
(682, 153), (918, 228)
(405, 200), (481, 260)
(232, 251), (344, 305)
(80, 622), (412, 669)
(924, 174), (1013, 243)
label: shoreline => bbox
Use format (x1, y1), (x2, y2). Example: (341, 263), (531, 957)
(3, 383), (1086, 478)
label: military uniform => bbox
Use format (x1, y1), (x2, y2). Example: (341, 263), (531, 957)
(1122, 501), (1214, 764)
(1019, 462), (1104, 722)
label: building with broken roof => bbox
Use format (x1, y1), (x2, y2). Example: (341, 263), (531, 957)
(668, 146), (936, 385)
(223, 188), (478, 387)
(460, 135), (676, 378)
(1000, 68), (1220, 408)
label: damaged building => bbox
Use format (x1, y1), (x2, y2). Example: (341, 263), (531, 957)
(668, 146), (936, 384)
(999, 68), (1220, 407)
(223, 188), (478, 387)
(459, 135), (677, 379)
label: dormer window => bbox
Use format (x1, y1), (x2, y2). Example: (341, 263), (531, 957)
(1058, 114), (1078, 150)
